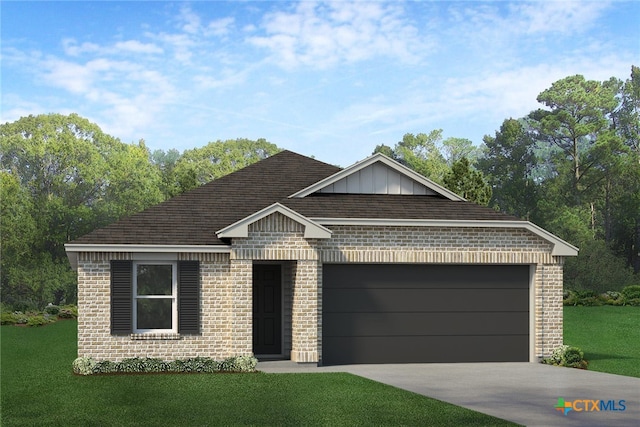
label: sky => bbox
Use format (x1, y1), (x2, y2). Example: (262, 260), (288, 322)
(2, 1), (639, 167)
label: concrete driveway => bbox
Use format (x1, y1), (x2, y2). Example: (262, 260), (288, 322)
(258, 361), (640, 426)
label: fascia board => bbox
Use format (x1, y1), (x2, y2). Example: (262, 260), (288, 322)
(64, 244), (232, 253)
(289, 153), (465, 201)
(311, 218), (579, 257)
(64, 244), (232, 271)
(216, 203), (332, 239)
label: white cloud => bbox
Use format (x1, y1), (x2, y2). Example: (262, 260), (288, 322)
(62, 38), (100, 56)
(247, 1), (428, 69)
(205, 17), (235, 37)
(113, 40), (163, 55)
(512, 1), (611, 35)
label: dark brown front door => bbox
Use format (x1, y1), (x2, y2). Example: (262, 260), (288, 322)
(253, 264), (282, 355)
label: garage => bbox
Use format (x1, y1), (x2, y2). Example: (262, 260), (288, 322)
(322, 264), (530, 365)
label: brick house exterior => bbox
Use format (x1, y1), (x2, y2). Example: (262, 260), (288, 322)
(66, 151), (577, 365)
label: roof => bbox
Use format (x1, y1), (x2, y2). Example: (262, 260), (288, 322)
(66, 150), (578, 258)
(69, 150), (340, 246)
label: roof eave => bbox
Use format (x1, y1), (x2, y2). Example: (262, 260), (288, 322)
(64, 244), (232, 270)
(311, 218), (579, 257)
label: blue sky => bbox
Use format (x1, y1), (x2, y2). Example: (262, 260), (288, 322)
(2, 1), (638, 166)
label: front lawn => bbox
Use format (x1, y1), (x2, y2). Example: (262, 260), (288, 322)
(564, 306), (640, 377)
(1, 321), (516, 426)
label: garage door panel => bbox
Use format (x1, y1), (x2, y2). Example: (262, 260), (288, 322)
(324, 264), (529, 289)
(323, 335), (529, 364)
(323, 311), (529, 337)
(322, 264), (530, 365)
(324, 288), (529, 312)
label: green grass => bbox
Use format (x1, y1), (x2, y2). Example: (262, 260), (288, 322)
(564, 306), (640, 377)
(1, 321), (516, 426)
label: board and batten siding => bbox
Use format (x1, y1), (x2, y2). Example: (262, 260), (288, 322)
(319, 162), (436, 195)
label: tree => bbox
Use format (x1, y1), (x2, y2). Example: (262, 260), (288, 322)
(442, 137), (479, 166)
(528, 74), (618, 197)
(150, 148), (182, 198)
(443, 157), (492, 205)
(477, 118), (539, 219)
(373, 130), (449, 184)
(613, 65), (640, 155)
(0, 114), (164, 307)
(172, 138), (281, 193)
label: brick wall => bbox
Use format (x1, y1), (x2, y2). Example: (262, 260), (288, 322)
(76, 252), (247, 361)
(76, 213), (564, 362)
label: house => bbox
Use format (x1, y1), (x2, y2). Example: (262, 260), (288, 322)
(65, 150), (578, 365)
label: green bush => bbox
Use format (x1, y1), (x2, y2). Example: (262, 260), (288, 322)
(44, 304), (60, 315)
(220, 355), (258, 372)
(72, 357), (97, 375)
(621, 285), (640, 304)
(563, 290), (603, 306)
(541, 345), (588, 369)
(26, 315), (54, 327)
(1, 311), (18, 325)
(73, 356), (258, 376)
(57, 305), (78, 319)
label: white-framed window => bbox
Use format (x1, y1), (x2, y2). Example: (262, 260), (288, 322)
(132, 261), (177, 333)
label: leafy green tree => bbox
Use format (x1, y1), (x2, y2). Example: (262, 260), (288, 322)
(564, 239), (638, 293)
(528, 74), (619, 197)
(613, 65), (640, 155)
(478, 118), (539, 219)
(442, 137), (479, 166)
(443, 157), (492, 205)
(172, 138), (281, 193)
(150, 148), (182, 198)
(0, 114), (163, 307)
(373, 131), (449, 184)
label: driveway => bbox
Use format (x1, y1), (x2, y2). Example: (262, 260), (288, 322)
(258, 361), (640, 427)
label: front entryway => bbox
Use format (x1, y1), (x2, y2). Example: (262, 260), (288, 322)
(252, 264), (282, 355)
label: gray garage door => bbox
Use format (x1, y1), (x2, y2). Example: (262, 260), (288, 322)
(322, 264), (529, 365)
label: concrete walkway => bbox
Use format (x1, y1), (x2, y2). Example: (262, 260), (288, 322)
(258, 361), (640, 427)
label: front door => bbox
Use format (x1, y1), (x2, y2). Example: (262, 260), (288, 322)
(253, 264), (282, 355)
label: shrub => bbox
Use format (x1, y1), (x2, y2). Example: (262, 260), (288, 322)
(44, 304), (60, 315)
(10, 311), (29, 325)
(72, 356), (258, 376)
(621, 285), (640, 305)
(563, 290), (602, 306)
(57, 305), (78, 319)
(26, 314), (54, 327)
(1, 311), (17, 325)
(220, 355), (258, 372)
(73, 357), (97, 375)
(541, 345), (588, 369)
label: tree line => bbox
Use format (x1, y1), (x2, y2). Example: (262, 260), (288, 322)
(1, 66), (638, 310)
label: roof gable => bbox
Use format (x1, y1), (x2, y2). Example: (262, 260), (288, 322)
(216, 203), (332, 239)
(289, 153), (464, 201)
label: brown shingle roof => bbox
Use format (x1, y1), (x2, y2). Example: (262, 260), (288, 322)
(70, 150), (341, 245)
(283, 193), (521, 221)
(70, 150), (524, 246)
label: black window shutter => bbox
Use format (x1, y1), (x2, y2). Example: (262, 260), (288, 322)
(178, 261), (200, 334)
(110, 260), (132, 335)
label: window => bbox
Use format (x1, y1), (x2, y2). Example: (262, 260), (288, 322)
(110, 260), (200, 336)
(133, 262), (177, 333)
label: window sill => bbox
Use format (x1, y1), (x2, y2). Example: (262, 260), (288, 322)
(130, 333), (181, 340)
